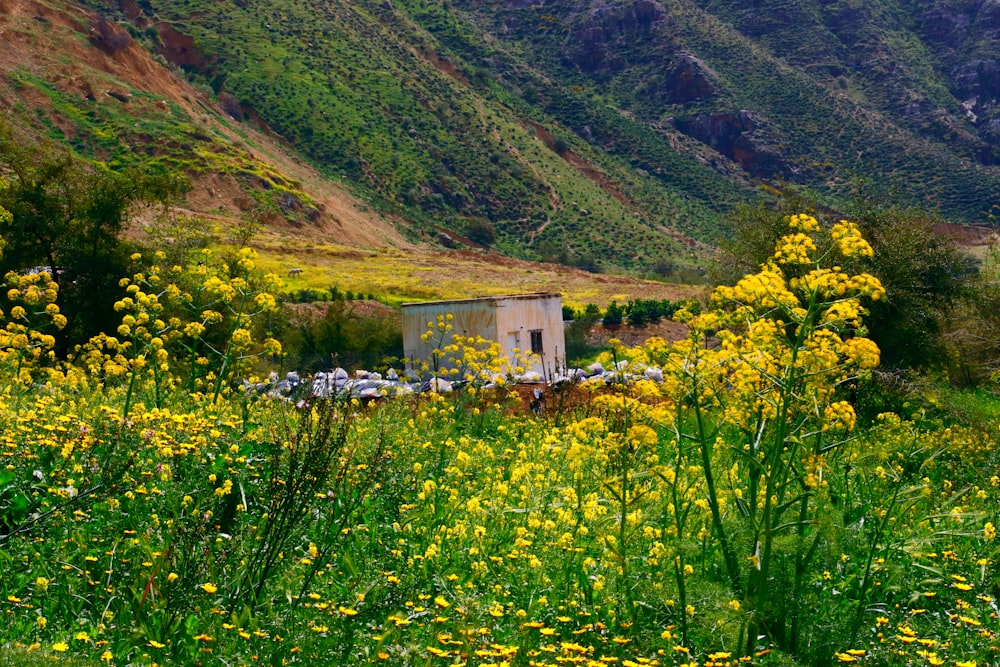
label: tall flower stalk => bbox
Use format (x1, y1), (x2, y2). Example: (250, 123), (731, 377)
(644, 214), (885, 655)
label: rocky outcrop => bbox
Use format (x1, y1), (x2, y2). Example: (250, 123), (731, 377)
(90, 16), (132, 55)
(675, 110), (792, 180)
(156, 23), (214, 74)
(953, 58), (1000, 103)
(660, 53), (719, 104)
(913, 0), (1000, 160)
(565, 0), (665, 75)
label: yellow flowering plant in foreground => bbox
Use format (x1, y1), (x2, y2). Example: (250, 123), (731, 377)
(672, 216), (884, 655)
(76, 247), (283, 414)
(0, 270), (67, 389)
(577, 215), (887, 654)
(1, 213), (1000, 667)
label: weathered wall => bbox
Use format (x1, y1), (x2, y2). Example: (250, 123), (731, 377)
(401, 293), (564, 379)
(494, 294), (565, 379)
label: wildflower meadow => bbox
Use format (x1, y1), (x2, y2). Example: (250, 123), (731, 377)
(1, 215), (998, 667)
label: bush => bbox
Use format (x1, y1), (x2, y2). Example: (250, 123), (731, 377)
(624, 299), (673, 327)
(565, 303), (602, 364)
(0, 122), (184, 353)
(277, 300), (403, 372)
(537, 240), (569, 265)
(602, 300), (623, 326)
(847, 200), (977, 370)
(713, 192), (979, 373)
(573, 253), (602, 273)
(466, 217), (497, 246)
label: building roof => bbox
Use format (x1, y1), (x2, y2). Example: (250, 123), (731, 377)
(400, 292), (561, 309)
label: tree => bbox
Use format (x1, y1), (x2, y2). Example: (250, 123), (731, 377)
(602, 301), (623, 327)
(625, 299), (649, 327)
(465, 217), (497, 247)
(0, 122), (184, 351)
(274, 300), (403, 373)
(846, 200), (976, 370)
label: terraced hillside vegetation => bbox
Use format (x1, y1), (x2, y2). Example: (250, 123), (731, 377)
(5, 0), (999, 276)
(90, 0), (1000, 244)
(439, 0), (1000, 221)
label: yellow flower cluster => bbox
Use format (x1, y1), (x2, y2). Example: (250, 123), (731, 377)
(0, 271), (66, 374)
(831, 220), (875, 258)
(413, 314), (538, 384)
(773, 232), (818, 264)
(713, 264), (799, 317)
(788, 213), (821, 232)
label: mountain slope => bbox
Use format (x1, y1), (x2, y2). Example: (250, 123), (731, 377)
(113, 0), (734, 270)
(3, 0), (999, 276)
(0, 0), (408, 248)
(123, 0), (1000, 235)
(442, 0), (1000, 219)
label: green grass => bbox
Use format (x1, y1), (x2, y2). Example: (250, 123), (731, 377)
(0, 647), (100, 667)
(0, 225), (998, 667)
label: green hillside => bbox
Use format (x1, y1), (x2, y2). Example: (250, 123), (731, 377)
(443, 0), (1000, 221)
(108, 0), (1000, 234)
(5, 0), (1000, 273)
(87, 0), (742, 272)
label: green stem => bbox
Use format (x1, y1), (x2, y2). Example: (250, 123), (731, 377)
(789, 489), (812, 652)
(693, 390), (742, 595)
(848, 480), (902, 644)
(619, 453), (635, 624)
(123, 361), (138, 420)
(152, 353), (162, 409)
(746, 287), (819, 655)
(212, 293), (250, 404)
(670, 447), (690, 647)
(674, 554), (690, 647)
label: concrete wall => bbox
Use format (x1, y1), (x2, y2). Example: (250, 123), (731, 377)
(493, 294), (565, 380)
(401, 293), (565, 379)
(402, 299), (499, 377)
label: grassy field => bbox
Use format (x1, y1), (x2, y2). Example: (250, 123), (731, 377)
(1, 218), (999, 667)
(250, 228), (707, 310)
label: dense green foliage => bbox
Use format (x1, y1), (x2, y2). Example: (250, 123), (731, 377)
(602, 300), (624, 327)
(444, 0), (1000, 224)
(0, 124), (183, 351)
(275, 300), (403, 373)
(1, 216), (999, 667)
(6, 0), (999, 275)
(714, 194), (988, 374)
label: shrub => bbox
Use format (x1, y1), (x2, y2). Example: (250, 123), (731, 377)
(602, 300), (623, 326)
(277, 300), (402, 372)
(624, 299), (672, 326)
(0, 122), (184, 354)
(465, 217), (497, 246)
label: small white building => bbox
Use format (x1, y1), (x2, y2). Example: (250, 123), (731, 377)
(401, 293), (565, 380)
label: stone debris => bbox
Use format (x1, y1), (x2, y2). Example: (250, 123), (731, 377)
(243, 360), (669, 402)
